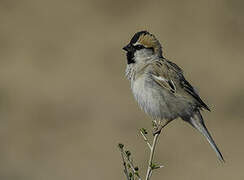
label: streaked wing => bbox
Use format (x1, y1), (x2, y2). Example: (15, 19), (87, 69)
(150, 60), (177, 93)
(150, 59), (210, 111)
(152, 75), (176, 93)
(180, 75), (210, 111)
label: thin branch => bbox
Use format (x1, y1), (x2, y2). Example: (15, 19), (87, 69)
(122, 151), (142, 180)
(131, 158), (135, 180)
(118, 122), (165, 180)
(145, 132), (161, 180)
(149, 170), (153, 179)
(140, 130), (152, 149)
(119, 148), (130, 180)
(158, 165), (164, 169)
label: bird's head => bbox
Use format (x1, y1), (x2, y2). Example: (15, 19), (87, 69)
(123, 31), (162, 65)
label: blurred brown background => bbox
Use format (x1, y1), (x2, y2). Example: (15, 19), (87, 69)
(0, 0), (243, 179)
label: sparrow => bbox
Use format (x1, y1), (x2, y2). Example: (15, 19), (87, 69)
(122, 31), (224, 162)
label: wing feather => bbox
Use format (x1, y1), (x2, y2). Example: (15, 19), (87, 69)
(150, 59), (210, 111)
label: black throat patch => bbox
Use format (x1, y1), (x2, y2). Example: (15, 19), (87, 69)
(126, 51), (135, 64)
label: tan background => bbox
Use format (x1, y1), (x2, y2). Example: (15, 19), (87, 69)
(0, 0), (243, 179)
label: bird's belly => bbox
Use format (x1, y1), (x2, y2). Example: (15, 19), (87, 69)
(131, 77), (179, 120)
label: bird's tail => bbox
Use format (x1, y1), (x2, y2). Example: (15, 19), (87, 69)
(188, 111), (225, 163)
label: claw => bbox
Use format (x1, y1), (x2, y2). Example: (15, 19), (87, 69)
(152, 120), (172, 136)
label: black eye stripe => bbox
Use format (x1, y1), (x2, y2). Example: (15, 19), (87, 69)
(133, 45), (154, 52)
(134, 44), (145, 50)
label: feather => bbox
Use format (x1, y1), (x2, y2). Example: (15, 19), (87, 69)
(150, 59), (210, 111)
(187, 111), (224, 162)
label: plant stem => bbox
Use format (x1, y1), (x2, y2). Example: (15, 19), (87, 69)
(122, 151), (142, 180)
(120, 149), (130, 180)
(145, 132), (161, 180)
(140, 131), (152, 149)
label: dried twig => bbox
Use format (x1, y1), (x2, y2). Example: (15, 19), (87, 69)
(118, 144), (130, 180)
(140, 128), (152, 149)
(145, 132), (162, 180)
(118, 121), (164, 180)
(118, 144), (141, 180)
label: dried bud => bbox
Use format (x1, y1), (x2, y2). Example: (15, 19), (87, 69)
(118, 143), (124, 149)
(125, 150), (131, 157)
(140, 128), (148, 134)
(150, 163), (156, 170)
(127, 163), (131, 168)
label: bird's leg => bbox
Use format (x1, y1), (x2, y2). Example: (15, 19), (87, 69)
(153, 120), (170, 136)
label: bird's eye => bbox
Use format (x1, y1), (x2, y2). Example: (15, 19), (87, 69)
(134, 44), (145, 50)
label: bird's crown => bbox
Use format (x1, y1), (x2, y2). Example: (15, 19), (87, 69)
(130, 31), (162, 56)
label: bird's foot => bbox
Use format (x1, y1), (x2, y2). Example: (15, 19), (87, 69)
(152, 120), (170, 136)
(152, 120), (163, 136)
(153, 125), (163, 136)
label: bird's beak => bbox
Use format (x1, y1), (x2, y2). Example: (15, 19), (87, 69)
(123, 44), (132, 52)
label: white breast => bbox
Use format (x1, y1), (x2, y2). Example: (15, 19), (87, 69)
(131, 76), (177, 120)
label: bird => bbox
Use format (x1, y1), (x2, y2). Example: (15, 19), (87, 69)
(122, 30), (224, 162)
